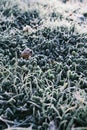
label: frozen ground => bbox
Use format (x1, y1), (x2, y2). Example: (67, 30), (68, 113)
(0, 0), (87, 130)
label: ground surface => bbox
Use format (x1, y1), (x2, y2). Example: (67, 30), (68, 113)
(0, 0), (87, 130)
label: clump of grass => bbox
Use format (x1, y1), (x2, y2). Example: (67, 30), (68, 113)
(0, 0), (87, 130)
